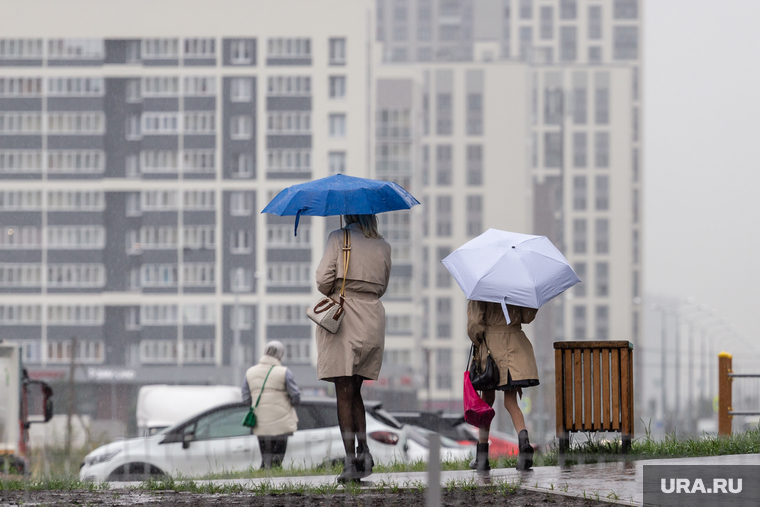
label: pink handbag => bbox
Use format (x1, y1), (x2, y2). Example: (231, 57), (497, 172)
(463, 371), (495, 428)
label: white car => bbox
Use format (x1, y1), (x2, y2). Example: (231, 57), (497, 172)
(80, 398), (408, 481)
(403, 425), (475, 463)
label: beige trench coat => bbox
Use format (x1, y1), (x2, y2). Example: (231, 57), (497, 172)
(467, 300), (539, 388)
(315, 223), (392, 381)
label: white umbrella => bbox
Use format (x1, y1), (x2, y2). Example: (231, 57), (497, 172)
(442, 229), (580, 323)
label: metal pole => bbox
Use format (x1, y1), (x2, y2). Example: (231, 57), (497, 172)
(426, 433), (441, 507)
(660, 309), (667, 430)
(718, 352), (732, 436)
(688, 322), (694, 432)
(232, 284), (241, 385)
(701, 330), (707, 412)
(674, 316), (681, 430)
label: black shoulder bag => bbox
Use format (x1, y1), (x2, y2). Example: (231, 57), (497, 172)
(468, 343), (500, 391)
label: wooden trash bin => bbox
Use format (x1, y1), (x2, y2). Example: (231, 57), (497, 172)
(554, 341), (634, 453)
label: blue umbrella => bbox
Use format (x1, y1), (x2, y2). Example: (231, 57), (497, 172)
(261, 174), (420, 235)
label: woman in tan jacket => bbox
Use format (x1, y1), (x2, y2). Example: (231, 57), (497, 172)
(315, 214), (391, 482)
(467, 300), (538, 472)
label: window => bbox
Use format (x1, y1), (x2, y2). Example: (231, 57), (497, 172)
(183, 264), (215, 287)
(141, 113), (179, 135)
(595, 175), (609, 210)
(183, 226), (215, 249)
(376, 109), (411, 139)
(267, 263), (310, 287)
(139, 227), (178, 249)
(435, 349), (452, 389)
(0, 151), (43, 174)
(183, 340), (215, 364)
(594, 132), (610, 168)
(632, 107), (639, 142)
(47, 191), (104, 211)
(387, 276), (412, 298)
(329, 76), (346, 98)
(126, 115), (141, 139)
(141, 264), (178, 287)
(230, 191), (253, 215)
(47, 113), (104, 135)
(47, 226), (105, 249)
(632, 230), (640, 264)
(230, 77), (252, 102)
(126, 41), (140, 63)
(142, 77), (179, 96)
(421, 145), (430, 186)
(539, 6), (554, 39)
(466, 196), (483, 237)
(230, 115), (253, 139)
(0, 78), (42, 97)
(0, 227), (42, 249)
(595, 219), (609, 254)
(141, 304), (179, 325)
(328, 151), (345, 175)
(632, 148), (640, 182)
(614, 0), (638, 19)
(281, 339), (310, 365)
(47, 150), (104, 174)
(231, 153), (254, 178)
(183, 150), (215, 174)
(47, 39), (104, 59)
(595, 262), (609, 296)
(588, 6), (602, 39)
(633, 189), (640, 224)
(47, 340), (104, 364)
(436, 145), (452, 186)
(328, 114), (346, 137)
(267, 76), (311, 96)
(466, 93), (483, 135)
(544, 132), (561, 168)
(519, 26), (533, 60)
(139, 340), (178, 364)
(560, 27), (577, 61)
(596, 306), (609, 340)
(0, 191), (42, 210)
(233, 305), (255, 329)
(230, 40), (252, 64)
(573, 176), (586, 210)
(572, 80), (587, 125)
(230, 230), (253, 253)
(436, 299), (452, 337)
(140, 151), (178, 173)
(142, 38), (179, 59)
(267, 224), (311, 247)
(436, 247), (452, 288)
(47, 77), (103, 96)
(141, 190), (177, 210)
(573, 263), (586, 296)
(436, 94), (452, 135)
(329, 38), (346, 65)
(573, 132), (587, 167)
(614, 27), (638, 60)
(184, 38), (215, 58)
(0, 264), (42, 287)
(436, 197), (452, 237)
(268, 149), (311, 173)
(47, 264), (105, 288)
(184, 76), (216, 96)
(519, 0), (533, 19)
(0, 39), (43, 59)
(573, 305), (586, 340)
(466, 145), (483, 185)
(0, 305), (42, 325)
(589, 47), (602, 63)
(595, 73), (610, 124)
(184, 112), (216, 134)
(230, 268), (253, 292)
(268, 112), (310, 134)
(267, 38), (311, 59)
(573, 219), (587, 254)
(560, 0), (577, 19)
(183, 190), (215, 210)
(47, 305), (103, 325)
(0, 113), (42, 134)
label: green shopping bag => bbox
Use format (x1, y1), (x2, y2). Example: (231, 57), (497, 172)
(242, 365), (274, 429)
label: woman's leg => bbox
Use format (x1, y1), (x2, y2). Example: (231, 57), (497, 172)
(503, 390), (526, 433)
(272, 436), (288, 468)
(350, 375), (367, 452)
(334, 376), (357, 457)
(479, 390), (496, 443)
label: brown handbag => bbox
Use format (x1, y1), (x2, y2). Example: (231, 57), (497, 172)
(307, 229), (351, 334)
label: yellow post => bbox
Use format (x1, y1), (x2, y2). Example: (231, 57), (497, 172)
(718, 352), (732, 436)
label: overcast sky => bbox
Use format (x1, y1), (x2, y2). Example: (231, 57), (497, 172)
(644, 0), (760, 357)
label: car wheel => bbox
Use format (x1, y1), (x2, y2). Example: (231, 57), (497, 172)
(106, 462), (166, 482)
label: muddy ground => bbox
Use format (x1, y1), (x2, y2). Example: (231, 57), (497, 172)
(0, 488), (615, 506)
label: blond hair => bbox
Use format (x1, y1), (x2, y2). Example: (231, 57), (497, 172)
(344, 214), (383, 239)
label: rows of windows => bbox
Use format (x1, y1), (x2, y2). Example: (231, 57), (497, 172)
(48, 77), (103, 96)
(0, 152), (42, 173)
(0, 305), (41, 324)
(0, 263), (106, 287)
(572, 261), (609, 298)
(0, 113), (42, 134)
(48, 226), (105, 248)
(572, 175), (609, 211)
(267, 76), (311, 96)
(0, 78), (42, 96)
(184, 190), (215, 209)
(140, 340), (215, 364)
(47, 305), (103, 325)
(47, 340), (104, 364)
(266, 224), (311, 247)
(267, 263), (310, 287)
(48, 39), (104, 59)
(48, 150), (104, 173)
(183, 263), (216, 286)
(267, 304), (309, 324)
(48, 113), (105, 134)
(572, 304), (610, 341)
(48, 191), (104, 210)
(572, 218), (610, 254)
(267, 112), (310, 134)
(267, 38), (311, 58)
(267, 149), (311, 172)
(0, 39), (43, 59)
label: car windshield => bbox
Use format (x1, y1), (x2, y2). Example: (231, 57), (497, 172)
(369, 407), (404, 429)
(406, 425), (463, 448)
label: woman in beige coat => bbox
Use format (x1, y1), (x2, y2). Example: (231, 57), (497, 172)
(467, 300), (538, 472)
(315, 214), (391, 482)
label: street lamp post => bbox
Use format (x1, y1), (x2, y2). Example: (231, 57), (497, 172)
(651, 304), (670, 431)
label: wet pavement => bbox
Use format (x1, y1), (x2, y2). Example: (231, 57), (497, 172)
(119, 454), (760, 506)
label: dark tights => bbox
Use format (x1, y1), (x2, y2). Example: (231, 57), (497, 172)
(334, 375), (367, 457)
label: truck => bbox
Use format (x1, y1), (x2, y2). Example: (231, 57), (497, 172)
(0, 341), (54, 475)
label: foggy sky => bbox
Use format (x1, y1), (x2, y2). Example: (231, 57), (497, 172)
(644, 0), (760, 359)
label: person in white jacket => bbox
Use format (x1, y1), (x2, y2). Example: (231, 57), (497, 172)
(242, 341), (301, 469)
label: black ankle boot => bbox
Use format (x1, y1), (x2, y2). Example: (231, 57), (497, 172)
(337, 455), (360, 483)
(355, 443), (374, 479)
(475, 442), (490, 472)
(516, 430), (534, 471)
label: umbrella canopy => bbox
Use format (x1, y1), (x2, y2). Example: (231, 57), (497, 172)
(442, 229), (580, 323)
(261, 174), (420, 235)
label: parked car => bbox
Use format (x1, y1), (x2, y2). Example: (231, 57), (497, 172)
(80, 398), (408, 481)
(389, 411), (475, 443)
(403, 425), (474, 463)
